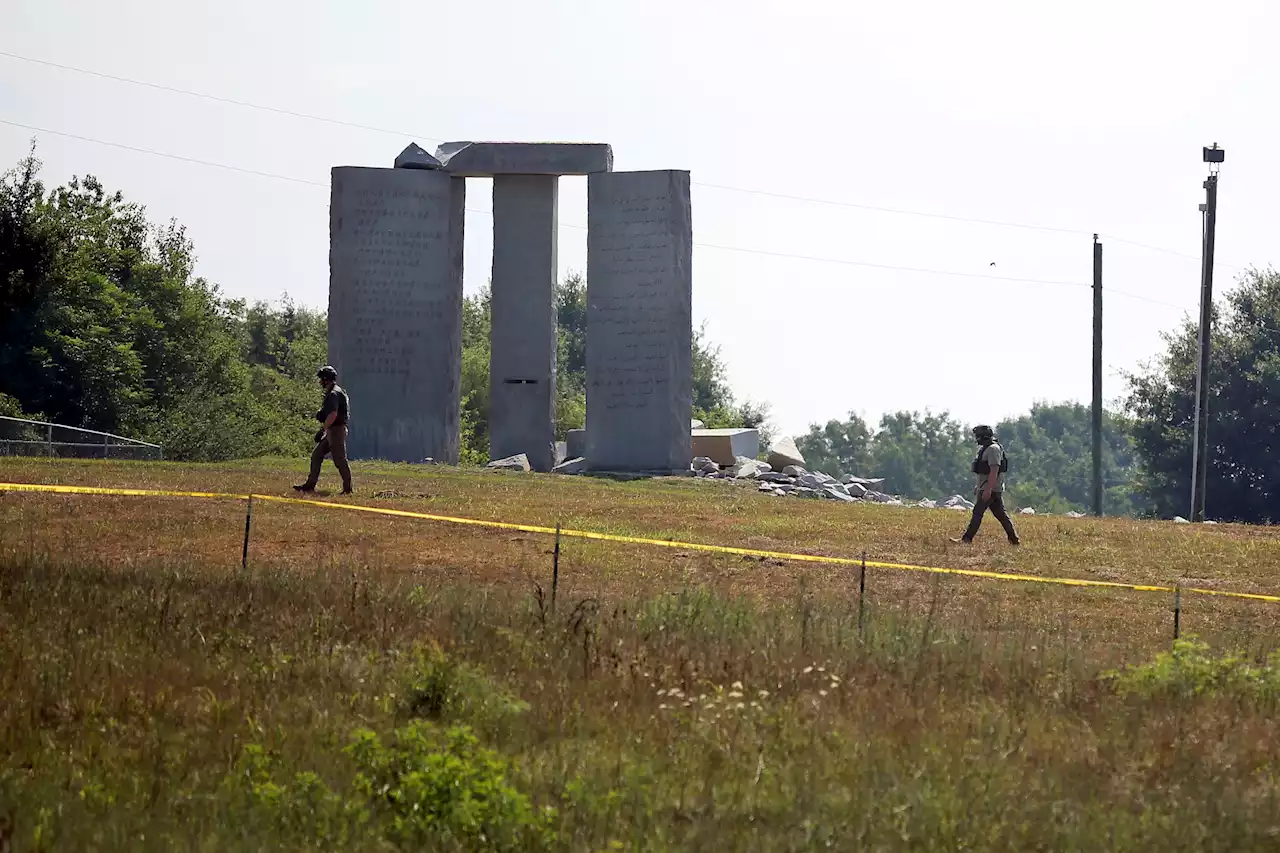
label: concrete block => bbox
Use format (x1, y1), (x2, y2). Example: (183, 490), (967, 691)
(435, 141), (612, 177)
(566, 429), (587, 460)
(394, 142), (443, 170)
(585, 170), (693, 472)
(489, 175), (558, 471)
(691, 428), (760, 466)
(328, 166), (464, 463)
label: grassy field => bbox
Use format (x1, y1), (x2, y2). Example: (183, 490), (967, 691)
(2, 457), (1280, 850)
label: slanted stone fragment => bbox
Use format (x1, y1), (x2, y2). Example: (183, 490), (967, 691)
(487, 454), (531, 471)
(394, 143), (444, 170)
(766, 436), (805, 471)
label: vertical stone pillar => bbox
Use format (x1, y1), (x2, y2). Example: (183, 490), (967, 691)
(488, 176), (559, 471)
(328, 166), (465, 462)
(585, 170), (693, 472)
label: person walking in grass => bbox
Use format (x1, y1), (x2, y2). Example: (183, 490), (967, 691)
(951, 424), (1019, 546)
(294, 365), (353, 495)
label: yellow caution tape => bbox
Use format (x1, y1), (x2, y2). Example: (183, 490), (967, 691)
(3, 481), (1278, 604)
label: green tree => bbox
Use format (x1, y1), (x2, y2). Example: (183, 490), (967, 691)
(0, 146), (325, 461)
(459, 286), (493, 463)
(795, 413), (873, 477)
(1125, 267), (1280, 522)
(795, 406), (1146, 511)
(1, 147), (767, 466)
(996, 403), (1146, 515)
(796, 410), (969, 495)
(459, 273), (766, 461)
(871, 410), (973, 498)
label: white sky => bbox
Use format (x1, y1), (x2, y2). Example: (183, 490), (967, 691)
(2, 0), (1275, 438)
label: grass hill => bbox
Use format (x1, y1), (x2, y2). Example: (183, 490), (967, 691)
(2, 457), (1279, 850)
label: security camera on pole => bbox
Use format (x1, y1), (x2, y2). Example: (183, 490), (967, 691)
(1189, 143), (1223, 523)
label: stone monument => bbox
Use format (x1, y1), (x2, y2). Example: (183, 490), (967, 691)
(434, 142), (611, 472)
(584, 170), (693, 472)
(329, 141), (694, 474)
(327, 150), (465, 462)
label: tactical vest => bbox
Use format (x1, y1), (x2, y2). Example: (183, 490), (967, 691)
(972, 443), (1008, 475)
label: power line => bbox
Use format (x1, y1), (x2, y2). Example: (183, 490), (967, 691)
(0, 47), (1247, 267)
(0, 118), (325, 186)
(692, 181), (1091, 237)
(0, 116), (1206, 309)
(1104, 234), (1245, 271)
(0, 50), (444, 144)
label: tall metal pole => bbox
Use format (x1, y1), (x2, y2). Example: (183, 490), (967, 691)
(1190, 145), (1222, 523)
(1092, 235), (1104, 517)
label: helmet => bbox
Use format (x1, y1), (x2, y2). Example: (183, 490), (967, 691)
(972, 424), (994, 442)
(317, 365), (338, 381)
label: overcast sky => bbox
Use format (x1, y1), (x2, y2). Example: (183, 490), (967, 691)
(2, 0), (1275, 438)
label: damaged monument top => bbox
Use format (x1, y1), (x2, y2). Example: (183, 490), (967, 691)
(434, 141), (613, 177)
(393, 142), (444, 170)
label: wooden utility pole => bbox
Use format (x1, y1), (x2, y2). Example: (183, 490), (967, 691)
(1190, 144), (1223, 523)
(1092, 235), (1103, 517)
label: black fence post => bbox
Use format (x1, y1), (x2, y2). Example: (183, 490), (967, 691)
(552, 523), (561, 614)
(858, 551), (867, 640)
(242, 496), (253, 570)
(1173, 584), (1182, 640)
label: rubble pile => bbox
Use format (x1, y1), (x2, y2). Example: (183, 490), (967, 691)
(693, 455), (909, 505)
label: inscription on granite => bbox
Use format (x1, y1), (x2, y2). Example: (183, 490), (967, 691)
(329, 167), (464, 462)
(586, 170), (692, 471)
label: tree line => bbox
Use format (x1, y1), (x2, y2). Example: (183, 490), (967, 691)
(4, 150), (1278, 521)
(0, 147), (764, 466)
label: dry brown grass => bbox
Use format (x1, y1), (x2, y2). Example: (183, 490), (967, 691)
(2, 457), (1280, 850)
(3, 456), (1279, 661)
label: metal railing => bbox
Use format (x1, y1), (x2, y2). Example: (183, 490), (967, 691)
(0, 416), (164, 460)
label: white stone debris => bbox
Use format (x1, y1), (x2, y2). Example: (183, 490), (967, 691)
(487, 453), (531, 472)
(766, 435), (806, 471)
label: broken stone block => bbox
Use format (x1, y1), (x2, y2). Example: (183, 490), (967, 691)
(844, 475), (887, 491)
(690, 428), (759, 467)
(729, 457), (772, 479)
(566, 429), (587, 460)
(394, 142), (444, 170)
(766, 435), (806, 471)
(782, 465), (807, 477)
(487, 454), (531, 472)
(552, 457), (588, 474)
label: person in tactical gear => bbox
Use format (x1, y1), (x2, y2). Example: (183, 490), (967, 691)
(294, 365), (353, 495)
(951, 424), (1019, 545)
